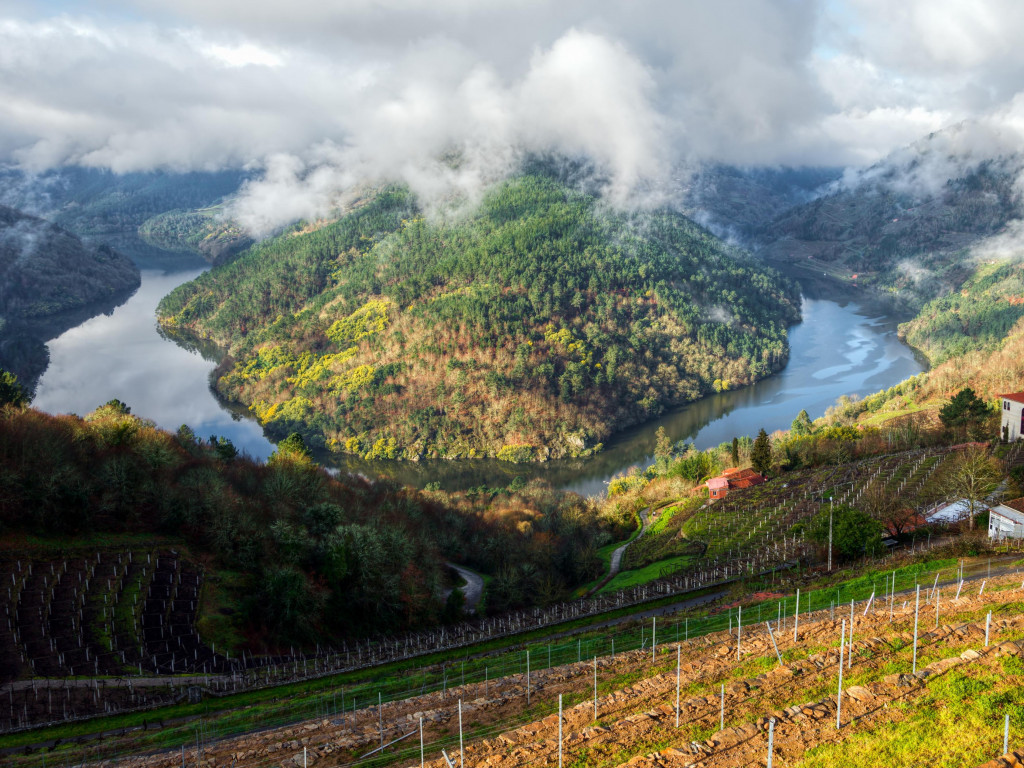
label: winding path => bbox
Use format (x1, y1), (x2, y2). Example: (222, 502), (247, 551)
(585, 507), (651, 597)
(446, 562), (485, 614)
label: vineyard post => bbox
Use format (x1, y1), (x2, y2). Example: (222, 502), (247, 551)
(652, 617), (656, 662)
(675, 645), (681, 728)
(737, 606), (741, 661)
(890, 572), (895, 621)
(794, 589), (799, 642)
(848, 601), (854, 670)
(558, 694), (563, 768)
(912, 586), (920, 673)
(986, 611), (992, 647)
(526, 651), (530, 706)
(981, 580), (987, 596)
(593, 656), (598, 721)
(720, 684), (724, 731)
(828, 500), (833, 572)
(766, 622), (783, 666)
(767, 717), (776, 768)
(458, 699), (464, 768)
(837, 618), (846, 729)
(1005, 712), (1010, 755)
(419, 717), (424, 768)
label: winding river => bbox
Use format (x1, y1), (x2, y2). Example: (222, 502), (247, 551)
(32, 257), (925, 497)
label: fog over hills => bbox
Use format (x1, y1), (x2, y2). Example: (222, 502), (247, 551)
(4, 1), (1024, 237)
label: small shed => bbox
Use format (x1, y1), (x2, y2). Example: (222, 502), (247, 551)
(988, 498), (1024, 540)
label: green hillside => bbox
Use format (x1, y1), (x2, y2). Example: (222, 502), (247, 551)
(158, 175), (800, 461)
(898, 258), (1024, 364)
(0, 205), (140, 387)
(138, 204), (253, 264)
(0, 400), (621, 647)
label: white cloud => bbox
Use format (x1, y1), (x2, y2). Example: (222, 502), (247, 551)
(3, 2), (1024, 231)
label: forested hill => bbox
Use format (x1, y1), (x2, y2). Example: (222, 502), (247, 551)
(0, 204), (139, 323)
(0, 402), (622, 642)
(756, 127), (1022, 308)
(158, 175), (800, 461)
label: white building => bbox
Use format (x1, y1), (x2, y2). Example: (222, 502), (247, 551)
(1000, 392), (1024, 442)
(988, 500), (1024, 540)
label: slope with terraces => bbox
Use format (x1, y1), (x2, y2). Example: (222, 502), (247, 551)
(50, 559), (1024, 768)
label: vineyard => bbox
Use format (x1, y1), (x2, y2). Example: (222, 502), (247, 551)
(619, 444), (968, 587)
(8, 555), (1024, 768)
(0, 444), (992, 736)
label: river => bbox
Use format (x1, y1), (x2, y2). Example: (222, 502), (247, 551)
(32, 259), (925, 497)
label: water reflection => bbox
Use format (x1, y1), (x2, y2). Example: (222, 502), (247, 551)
(33, 264), (275, 461)
(31, 263), (924, 497)
(323, 287), (925, 496)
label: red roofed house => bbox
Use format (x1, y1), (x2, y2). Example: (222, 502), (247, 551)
(705, 467), (767, 500)
(999, 392), (1024, 442)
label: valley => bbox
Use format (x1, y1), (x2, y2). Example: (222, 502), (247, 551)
(0, 86), (1020, 768)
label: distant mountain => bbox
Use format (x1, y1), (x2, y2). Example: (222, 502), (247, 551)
(756, 124), (1024, 306)
(0, 204), (140, 387)
(681, 164), (841, 242)
(0, 167), (248, 261)
(138, 205), (253, 265)
(158, 174), (801, 461)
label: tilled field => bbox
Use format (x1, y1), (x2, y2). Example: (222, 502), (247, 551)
(86, 570), (1024, 768)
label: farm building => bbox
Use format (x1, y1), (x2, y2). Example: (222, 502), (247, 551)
(988, 498), (1024, 540)
(1000, 392), (1024, 442)
(706, 467), (766, 500)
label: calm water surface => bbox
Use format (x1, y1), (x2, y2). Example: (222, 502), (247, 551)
(32, 263), (925, 496)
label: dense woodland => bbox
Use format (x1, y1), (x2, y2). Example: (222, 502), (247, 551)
(898, 258), (1024, 364)
(0, 205), (139, 321)
(0, 393), (626, 645)
(159, 174), (800, 461)
(0, 205), (141, 389)
(138, 205), (253, 264)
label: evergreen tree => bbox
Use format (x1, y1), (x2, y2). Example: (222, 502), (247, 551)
(750, 428), (772, 475)
(730, 436), (740, 466)
(938, 387), (989, 429)
(790, 409), (814, 436)
(654, 426), (672, 471)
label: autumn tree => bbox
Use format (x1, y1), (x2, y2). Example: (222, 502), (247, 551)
(860, 481), (916, 536)
(0, 369), (27, 408)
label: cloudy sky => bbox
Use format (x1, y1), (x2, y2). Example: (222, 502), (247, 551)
(2, 0), (1024, 230)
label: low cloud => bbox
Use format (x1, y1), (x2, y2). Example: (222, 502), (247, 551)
(4, 2), (1024, 232)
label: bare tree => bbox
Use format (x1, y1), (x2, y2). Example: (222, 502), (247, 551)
(860, 482), (917, 536)
(941, 446), (1002, 530)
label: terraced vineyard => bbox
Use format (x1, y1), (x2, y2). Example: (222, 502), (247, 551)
(24, 558), (1024, 768)
(662, 445), (968, 583)
(0, 445), (985, 736)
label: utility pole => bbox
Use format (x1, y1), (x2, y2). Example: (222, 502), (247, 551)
(828, 499), (834, 572)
